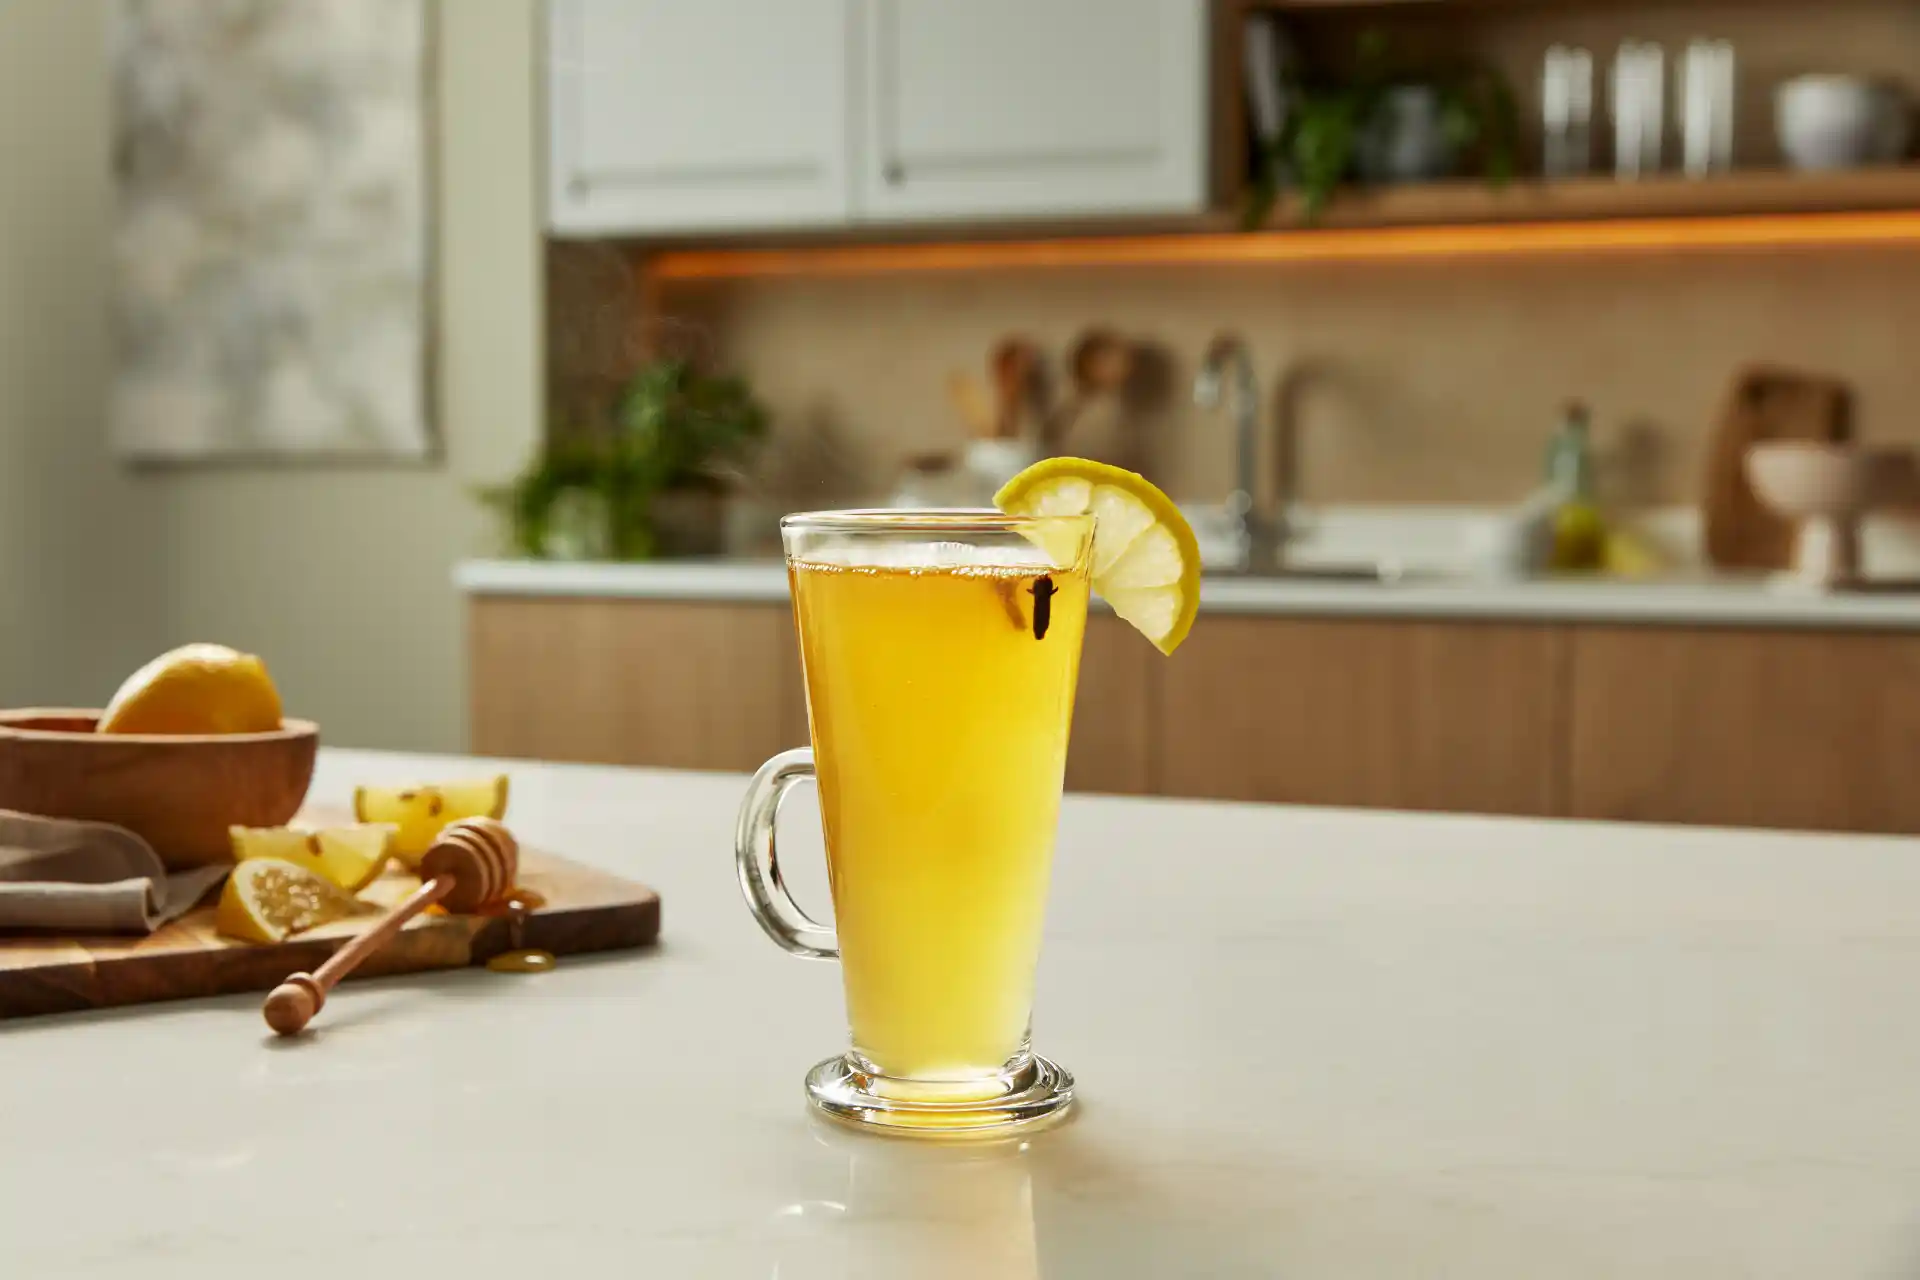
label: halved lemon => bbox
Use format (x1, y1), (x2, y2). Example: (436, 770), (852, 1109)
(995, 458), (1201, 655)
(215, 858), (370, 945)
(352, 776), (510, 865)
(97, 643), (283, 736)
(230, 824), (395, 893)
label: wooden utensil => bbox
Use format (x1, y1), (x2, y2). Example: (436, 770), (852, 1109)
(989, 336), (1043, 441)
(1703, 367), (1853, 570)
(262, 817), (519, 1036)
(1047, 328), (1134, 449)
(945, 371), (997, 439)
(0, 709), (316, 870)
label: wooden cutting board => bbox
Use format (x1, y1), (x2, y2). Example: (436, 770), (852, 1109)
(1703, 366), (1853, 570)
(0, 846), (659, 1020)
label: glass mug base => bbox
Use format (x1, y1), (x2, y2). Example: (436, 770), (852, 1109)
(805, 1049), (1076, 1138)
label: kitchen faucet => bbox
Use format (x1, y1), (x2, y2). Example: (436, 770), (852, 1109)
(1193, 333), (1277, 572)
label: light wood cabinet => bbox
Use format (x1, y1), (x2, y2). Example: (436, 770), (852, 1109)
(469, 596), (1920, 835)
(1065, 616), (1159, 795)
(857, 0), (1208, 222)
(1158, 617), (1568, 816)
(1568, 627), (1920, 834)
(470, 598), (806, 771)
(472, 597), (1153, 791)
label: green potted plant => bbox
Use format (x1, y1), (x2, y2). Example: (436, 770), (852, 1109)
(1244, 32), (1519, 227)
(486, 358), (769, 560)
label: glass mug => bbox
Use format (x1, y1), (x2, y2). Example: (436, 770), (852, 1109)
(735, 510), (1093, 1135)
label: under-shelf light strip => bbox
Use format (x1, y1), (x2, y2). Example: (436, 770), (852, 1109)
(646, 211), (1920, 282)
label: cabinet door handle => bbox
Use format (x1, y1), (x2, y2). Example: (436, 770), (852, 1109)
(882, 161), (905, 186)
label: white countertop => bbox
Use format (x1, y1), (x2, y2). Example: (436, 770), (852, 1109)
(455, 557), (1920, 630)
(9, 749), (1920, 1276)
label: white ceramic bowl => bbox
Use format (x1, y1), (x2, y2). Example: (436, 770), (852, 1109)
(1746, 442), (1911, 520)
(1776, 75), (1909, 170)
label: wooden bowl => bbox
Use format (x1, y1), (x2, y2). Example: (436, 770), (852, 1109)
(0, 709), (318, 870)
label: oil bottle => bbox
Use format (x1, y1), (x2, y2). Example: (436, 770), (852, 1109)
(1545, 401), (1606, 572)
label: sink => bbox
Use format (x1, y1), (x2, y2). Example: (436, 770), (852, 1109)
(1183, 505), (1431, 584)
(1208, 563), (1389, 582)
(1206, 561), (1433, 583)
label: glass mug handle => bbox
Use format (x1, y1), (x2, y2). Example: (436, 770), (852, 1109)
(734, 748), (838, 959)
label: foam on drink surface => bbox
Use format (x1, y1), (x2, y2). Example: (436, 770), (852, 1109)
(792, 539), (1055, 576)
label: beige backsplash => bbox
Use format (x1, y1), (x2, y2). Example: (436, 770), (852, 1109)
(550, 240), (1920, 511)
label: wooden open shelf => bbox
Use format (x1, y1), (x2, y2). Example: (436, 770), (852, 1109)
(645, 168), (1920, 282)
(1254, 0), (1822, 9)
(1260, 166), (1920, 229)
(1207, 0), (1920, 221)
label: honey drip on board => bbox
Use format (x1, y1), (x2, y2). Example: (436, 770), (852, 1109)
(476, 887), (547, 917)
(487, 950), (556, 974)
(482, 887), (556, 975)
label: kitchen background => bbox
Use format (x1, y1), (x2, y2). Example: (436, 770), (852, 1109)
(630, 246), (1918, 506)
(5, 0), (1920, 832)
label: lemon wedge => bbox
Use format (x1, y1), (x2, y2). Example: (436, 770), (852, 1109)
(230, 824), (395, 893)
(995, 458), (1201, 655)
(215, 858), (370, 945)
(353, 776), (510, 865)
(97, 643), (283, 736)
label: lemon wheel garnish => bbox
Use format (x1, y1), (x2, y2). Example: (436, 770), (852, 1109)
(995, 458), (1201, 656)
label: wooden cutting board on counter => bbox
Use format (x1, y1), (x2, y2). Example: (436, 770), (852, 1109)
(0, 844), (660, 1020)
(1703, 365), (1853, 570)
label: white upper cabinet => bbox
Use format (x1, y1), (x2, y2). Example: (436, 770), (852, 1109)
(546, 0), (855, 235)
(856, 0), (1208, 222)
(544, 0), (1208, 235)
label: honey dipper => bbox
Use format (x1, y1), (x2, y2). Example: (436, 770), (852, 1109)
(262, 817), (519, 1036)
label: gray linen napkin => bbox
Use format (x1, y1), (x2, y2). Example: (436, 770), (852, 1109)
(0, 810), (228, 934)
